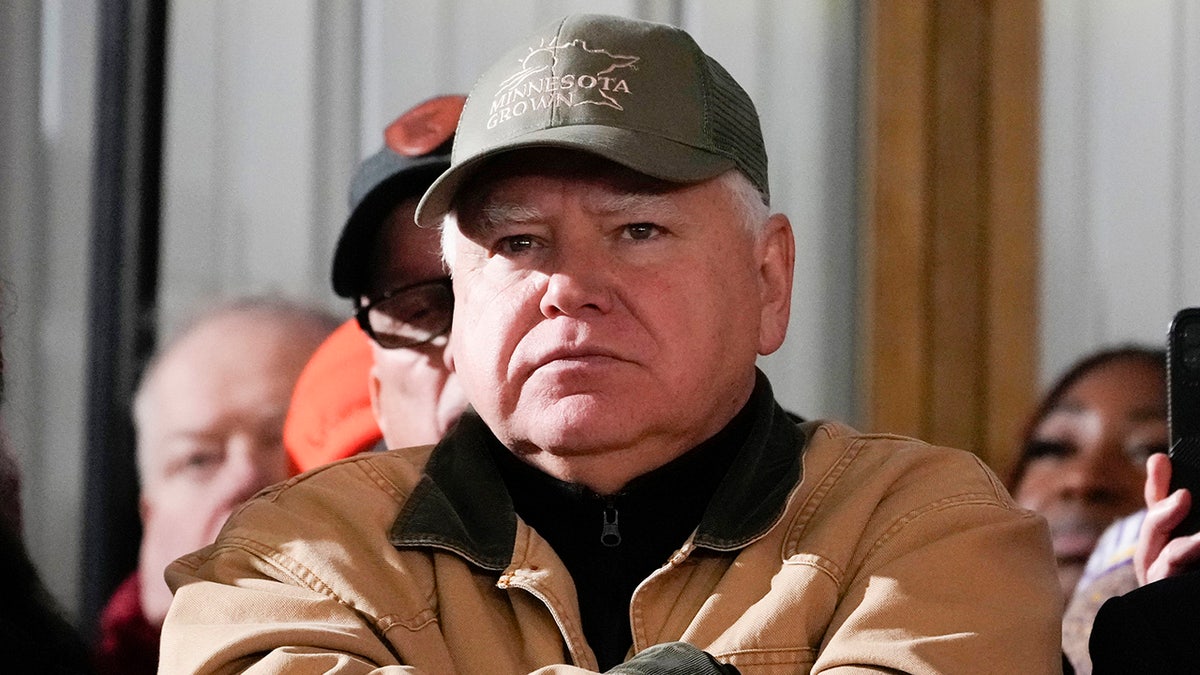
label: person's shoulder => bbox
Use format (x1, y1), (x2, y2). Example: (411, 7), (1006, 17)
(799, 419), (1016, 507)
(191, 444), (437, 559)
(261, 443), (433, 504)
(1090, 571), (1200, 672)
(1101, 570), (1200, 618)
(288, 442), (436, 491)
(787, 420), (1052, 595)
(164, 445), (446, 628)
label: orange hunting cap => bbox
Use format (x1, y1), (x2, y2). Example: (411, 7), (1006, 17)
(284, 319), (382, 473)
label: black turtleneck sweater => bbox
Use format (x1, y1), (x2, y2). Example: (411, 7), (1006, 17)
(490, 401), (756, 670)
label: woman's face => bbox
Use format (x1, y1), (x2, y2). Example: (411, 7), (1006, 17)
(1014, 357), (1167, 599)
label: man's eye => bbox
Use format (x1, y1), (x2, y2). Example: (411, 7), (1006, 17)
(184, 449), (223, 470)
(496, 234), (538, 254)
(165, 445), (224, 479)
(622, 222), (662, 241)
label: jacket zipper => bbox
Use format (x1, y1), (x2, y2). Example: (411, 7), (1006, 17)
(601, 498), (621, 547)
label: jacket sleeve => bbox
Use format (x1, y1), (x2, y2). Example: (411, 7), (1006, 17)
(165, 553), (741, 675)
(160, 550), (420, 674)
(165, 560), (737, 675)
(808, 448), (1063, 674)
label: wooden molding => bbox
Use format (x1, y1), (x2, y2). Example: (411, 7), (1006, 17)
(859, 0), (1040, 479)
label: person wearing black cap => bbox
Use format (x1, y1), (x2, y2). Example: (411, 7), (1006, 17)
(330, 95), (468, 451)
(161, 14), (1061, 673)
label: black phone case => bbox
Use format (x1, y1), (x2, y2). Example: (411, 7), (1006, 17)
(1167, 307), (1200, 537)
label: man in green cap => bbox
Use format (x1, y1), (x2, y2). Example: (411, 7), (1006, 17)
(161, 14), (1062, 673)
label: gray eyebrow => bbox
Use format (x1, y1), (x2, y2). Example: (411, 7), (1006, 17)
(582, 189), (684, 221)
(454, 202), (544, 238)
(477, 190), (683, 227)
(480, 202), (545, 229)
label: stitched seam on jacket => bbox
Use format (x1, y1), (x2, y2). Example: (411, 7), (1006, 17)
(864, 492), (1012, 562)
(207, 535), (437, 633)
(629, 553), (700, 650)
(967, 452), (1012, 503)
(713, 645), (818, 665)
(355, 453), (421, 505)
(784, 553), (843, 586)
(783, 426), (863, 553)
(254, 451), (420, 506)
(505, 523), (592, 667)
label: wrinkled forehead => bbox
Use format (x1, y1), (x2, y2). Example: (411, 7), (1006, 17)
(451, 149), (689, 232)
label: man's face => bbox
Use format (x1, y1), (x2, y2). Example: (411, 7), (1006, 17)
(363, 198), (467, 448)
(446, 151), (794, 493)
(136, 312), (319, 623)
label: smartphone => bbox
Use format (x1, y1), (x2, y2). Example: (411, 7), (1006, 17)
(1167, 307), (1200, 537)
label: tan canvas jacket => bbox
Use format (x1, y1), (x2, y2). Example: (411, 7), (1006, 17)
(161, 383), (1061, 674)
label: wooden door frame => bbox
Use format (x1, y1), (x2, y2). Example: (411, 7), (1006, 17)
(858, 0), (1040, 480)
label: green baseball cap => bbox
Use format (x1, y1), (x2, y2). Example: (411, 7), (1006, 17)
(415, 13), (768, 227)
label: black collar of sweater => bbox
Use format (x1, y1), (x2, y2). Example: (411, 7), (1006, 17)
(390, 369), (805, 571)
(490, 391), (753, 560)
(487, 383), (759, 670)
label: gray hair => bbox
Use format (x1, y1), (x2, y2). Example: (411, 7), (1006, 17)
(131, 295), (339, 482)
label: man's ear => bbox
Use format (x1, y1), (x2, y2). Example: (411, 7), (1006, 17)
(443, 331), (457, 375)
(367, 365), (392, 444)
(756, 212), (795, 356)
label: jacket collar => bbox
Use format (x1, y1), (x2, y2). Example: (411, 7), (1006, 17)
(389, 370), (805, 569)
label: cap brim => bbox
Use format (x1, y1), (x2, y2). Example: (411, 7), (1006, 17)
(332, 156), (449, 298)
(414, 125), (736, 228)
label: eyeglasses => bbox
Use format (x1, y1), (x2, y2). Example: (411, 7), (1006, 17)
(355, 278), (453, 349)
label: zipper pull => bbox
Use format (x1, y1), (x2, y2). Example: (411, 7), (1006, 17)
(601, 502), (621, 547)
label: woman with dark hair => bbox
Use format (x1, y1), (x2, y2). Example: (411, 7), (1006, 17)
(1008, 345), (1168, 600)
(1007, 346), (1168, 674)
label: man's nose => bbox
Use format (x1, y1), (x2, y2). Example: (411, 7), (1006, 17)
(223, 435), (287, 502)
(538, 247), (615, 319)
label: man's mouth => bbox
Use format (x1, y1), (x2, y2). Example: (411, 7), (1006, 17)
(533, 345), (626, 370)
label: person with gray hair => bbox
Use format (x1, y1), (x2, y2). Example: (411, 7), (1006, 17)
(161, 15), (1061, 673)
(93, 296), (337, 675)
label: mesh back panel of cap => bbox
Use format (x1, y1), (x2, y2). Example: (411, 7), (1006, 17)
(703, 54), (769, 204)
